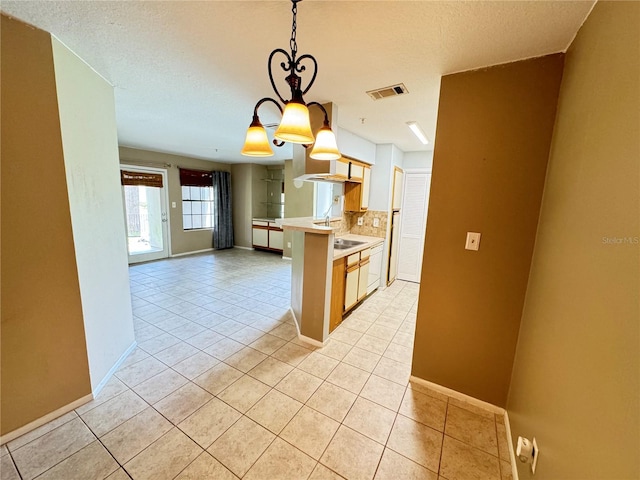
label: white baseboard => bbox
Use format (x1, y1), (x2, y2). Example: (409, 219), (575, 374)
(233, 245), (254, 251)
(503, 411), (519, 480)
(0, 393), (93, 446)
(289, 307), (327, 347)
(171, 248), (214, 257)
(409, 376), (505, 415)
(92, 341), (137, 397)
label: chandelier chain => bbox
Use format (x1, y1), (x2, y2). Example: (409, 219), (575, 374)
(290, 0), (298, 59)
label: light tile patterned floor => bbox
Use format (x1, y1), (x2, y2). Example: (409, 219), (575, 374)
(2, 249), (513, 480)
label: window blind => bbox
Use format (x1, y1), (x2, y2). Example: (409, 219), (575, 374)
(120, 170), (163, 188)
(179, 168), (213, 187)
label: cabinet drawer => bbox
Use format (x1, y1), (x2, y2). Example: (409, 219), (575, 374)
(346, 252), (360, 267)
(359, 248), (371, 260)
(253, 220), (269, 227)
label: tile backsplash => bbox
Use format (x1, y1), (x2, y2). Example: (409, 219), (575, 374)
(345, 210), (388, 238)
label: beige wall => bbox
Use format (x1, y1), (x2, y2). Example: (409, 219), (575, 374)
(119, 147), (231, 255)
(283, 159), (314, 258)
(52, 37), (135, 392)
(230, 163), (269, 248)
(231, 164), (253, 248)
(507, 3), (640, 479)
(413, 54), (564, 406)
(1, 15), (91, 435)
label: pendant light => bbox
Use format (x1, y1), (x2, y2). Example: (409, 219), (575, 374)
(240, 0), (340, 160)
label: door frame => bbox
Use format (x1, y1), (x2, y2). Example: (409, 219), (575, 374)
(120, 164), (171, 263)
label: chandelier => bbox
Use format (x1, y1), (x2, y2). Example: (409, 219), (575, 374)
(240, 0), (341, 160)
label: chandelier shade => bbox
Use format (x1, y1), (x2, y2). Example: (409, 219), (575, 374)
(309, 123), (341, 160)
(240, 120), (274, 157)
(240, 0), (340, 160)
(274, 101), (314, 144)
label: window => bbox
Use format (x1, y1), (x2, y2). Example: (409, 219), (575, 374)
(179, 168), (214, 230)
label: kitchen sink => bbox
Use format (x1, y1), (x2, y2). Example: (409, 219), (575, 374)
(334, 238), (365, 249)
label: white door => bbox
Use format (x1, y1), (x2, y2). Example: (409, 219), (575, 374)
(397, 172), (432, 282)
(121, 166), (170, 264)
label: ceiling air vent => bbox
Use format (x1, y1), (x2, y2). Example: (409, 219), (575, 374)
(366, 83), (409, 100)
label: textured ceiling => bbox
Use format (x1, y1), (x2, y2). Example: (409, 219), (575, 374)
(1, 1), (595, 164)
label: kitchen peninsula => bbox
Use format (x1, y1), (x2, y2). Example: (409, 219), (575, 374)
(277, 217), (383, 345)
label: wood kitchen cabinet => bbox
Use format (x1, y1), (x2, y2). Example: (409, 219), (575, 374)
(330, 258), (345, 333)
(330, 244), (381, 333)
(343, 248), (373, 315)
(344, 162), (371, 213)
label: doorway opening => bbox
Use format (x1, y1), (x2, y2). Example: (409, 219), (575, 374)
(121, 166), (170, 263)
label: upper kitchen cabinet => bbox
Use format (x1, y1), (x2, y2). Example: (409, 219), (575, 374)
(344, 159), (372, 212)
(392, 167), (404, 210)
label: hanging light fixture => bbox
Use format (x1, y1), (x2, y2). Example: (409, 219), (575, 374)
(240, 0), (341, 160)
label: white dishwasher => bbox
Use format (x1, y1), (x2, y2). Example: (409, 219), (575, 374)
(367, 243), (384, 294)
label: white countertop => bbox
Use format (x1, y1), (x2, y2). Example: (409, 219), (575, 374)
(276, 216), (341, 234)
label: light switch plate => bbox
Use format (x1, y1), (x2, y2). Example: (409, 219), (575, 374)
(171, 202), (176, 208)
(465, 232), (481, 251)
(373, 218), (380, 227)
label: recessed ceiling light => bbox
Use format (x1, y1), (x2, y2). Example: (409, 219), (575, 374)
(406, 121), (429, 145)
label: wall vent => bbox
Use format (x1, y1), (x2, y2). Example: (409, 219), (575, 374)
(367, 83), (409, 100)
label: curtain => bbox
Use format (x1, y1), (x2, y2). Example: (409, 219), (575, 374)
(212, 171), (234, 249)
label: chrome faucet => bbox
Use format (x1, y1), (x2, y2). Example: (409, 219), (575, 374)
(325, 215), (331, 227)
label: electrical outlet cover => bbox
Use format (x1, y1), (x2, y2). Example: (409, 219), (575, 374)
(531, 438), (539, 474)
(357, 217), (364, 226)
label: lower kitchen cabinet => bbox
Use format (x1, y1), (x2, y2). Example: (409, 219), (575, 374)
(252, 219), (283, 253)
(330, 243), (383, 333)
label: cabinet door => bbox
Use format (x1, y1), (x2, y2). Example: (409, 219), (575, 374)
(268, 229), (284, 251)
(343, 182), (362, 212)
(358, 258), (370, 301)
(361, 166), (371, 210)
(252, 228), (269, 247)
(335, 158), (350, 179)
(344, 265), (360, 311)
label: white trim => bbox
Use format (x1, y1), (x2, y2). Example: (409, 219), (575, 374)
(504, 411), (519, 480)
(171, 248), (214, 257)
(409, 375), (505, 415)
(233, 245), (254, 251)
(298, 334), (327, 348)
(92, 341), (136, 397)
(282, 256), (292, 260)
(289, 307), (328, 348)
(0, 393), (93, 446)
